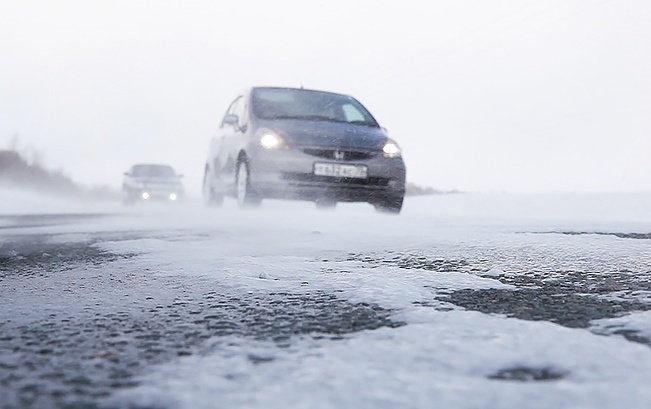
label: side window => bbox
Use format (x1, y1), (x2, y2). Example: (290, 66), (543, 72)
(221, 97), (241, 128)
(234, 96), (247, 130)
(341, 104), (365, 122)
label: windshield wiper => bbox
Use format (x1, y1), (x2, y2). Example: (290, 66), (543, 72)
(268, 115), (334, 121)
(266, 115), (378, 127)
(350, 120), (379, 127)
(302, 115), (334, 121)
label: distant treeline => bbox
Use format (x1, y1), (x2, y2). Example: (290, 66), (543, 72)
(405, 182), (459, 196)
(0, 149), (116, 199)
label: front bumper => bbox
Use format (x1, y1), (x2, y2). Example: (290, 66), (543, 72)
(125, 188), (183, 202)
(247, 147), (406, 202)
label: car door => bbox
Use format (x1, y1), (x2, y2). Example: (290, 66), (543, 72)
(215, 95), (246, 189)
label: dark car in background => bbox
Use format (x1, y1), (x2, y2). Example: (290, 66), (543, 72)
(202, 86), (406, 213)
(122, 164), (184, 205)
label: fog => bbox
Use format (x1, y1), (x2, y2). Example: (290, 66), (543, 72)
(1, 0), (650, 197)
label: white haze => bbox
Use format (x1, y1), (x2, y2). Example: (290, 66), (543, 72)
(1, 0), (651, 196)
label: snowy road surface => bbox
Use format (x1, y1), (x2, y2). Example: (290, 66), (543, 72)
(2, 191), (651, 409)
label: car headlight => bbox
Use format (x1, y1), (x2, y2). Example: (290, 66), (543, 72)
(257, 128), (287, 150)
(382, 140), (401, 158)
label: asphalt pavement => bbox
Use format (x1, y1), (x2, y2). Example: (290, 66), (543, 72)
(2, 213), (651, 408)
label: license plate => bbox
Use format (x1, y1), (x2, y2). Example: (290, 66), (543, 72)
(314, 163), (368, 179)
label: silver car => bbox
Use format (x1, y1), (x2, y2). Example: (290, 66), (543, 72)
(202, 87), (406, 212)
(122, 164), (184, 205)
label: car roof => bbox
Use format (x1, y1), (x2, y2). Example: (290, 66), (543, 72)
(249, 86), (351, 98)
(131, 163), (174, 168)
(129, 164), (176, 173)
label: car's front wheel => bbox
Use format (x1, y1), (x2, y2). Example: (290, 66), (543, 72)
(236, 160), (261, 208)
(121, 188), (136, 206)
(315, 199), (337, 210)
(373, 195), (403, 214)
(202, 169), (224, 207)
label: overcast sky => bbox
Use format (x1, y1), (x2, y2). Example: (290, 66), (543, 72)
(1, 0), (650, 195)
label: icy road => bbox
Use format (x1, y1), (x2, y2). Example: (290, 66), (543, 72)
(2, 192), (651, 409)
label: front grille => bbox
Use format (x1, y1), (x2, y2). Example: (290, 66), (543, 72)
(301, 148), (376, 161)
(282, 173), (389, 187)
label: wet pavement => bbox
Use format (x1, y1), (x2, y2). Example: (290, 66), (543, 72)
(0, 234), (402, 409)
(349, 231), (651, 339)
(2, 224), (651, 408)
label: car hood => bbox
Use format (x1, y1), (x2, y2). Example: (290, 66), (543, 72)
(260, 119), (390, 150)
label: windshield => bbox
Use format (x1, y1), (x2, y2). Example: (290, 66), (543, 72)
(251, 88), (379, 127)
(132, 164), (176, 178)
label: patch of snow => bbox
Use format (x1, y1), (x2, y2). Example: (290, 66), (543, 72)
(483, 267), (508, 277)
(106, 311), (651, 409)
(591, 310), (651, 341)
(599, 290), (651, 305)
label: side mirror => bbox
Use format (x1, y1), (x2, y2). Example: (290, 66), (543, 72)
(123, 172), (131, 176)
(177, 174), (184, 178)
(222, 114), (239, 127)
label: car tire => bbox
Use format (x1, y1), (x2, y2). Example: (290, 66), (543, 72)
(202, 169), (224, 207)
(373, 195), (403, 214)
(121, 189), (136, 206)
(315, 199), (337, 210)
(236, 160), (261, 208)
